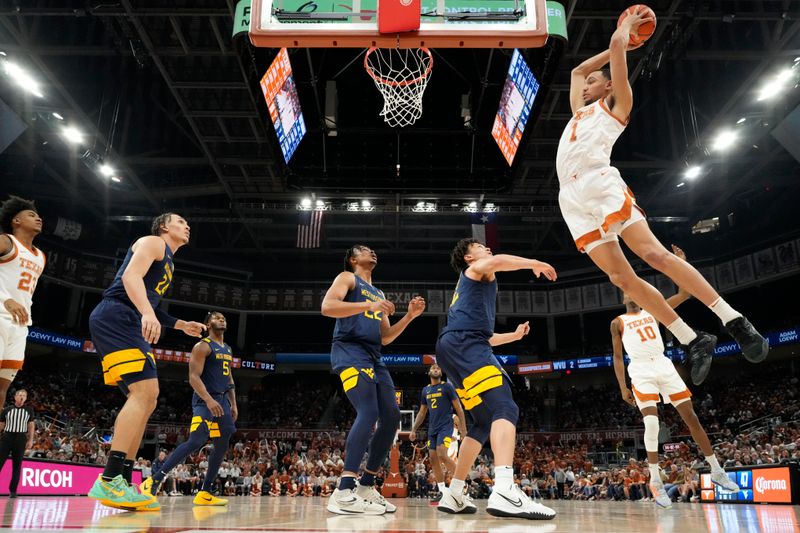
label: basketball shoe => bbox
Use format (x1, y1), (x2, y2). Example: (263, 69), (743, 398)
(650, 480), (672, 509)
(437, 487), (477, 514)
(355, 482), (396, 513)
(684, 332), (717, 385)
(89, 475), (156, 510)
(327, 488), (386, 515)
(487, 484), (556, 520)
(725, 317), (768, 363)
(710, 470), (740, 492)
(193, 490), (228, 506)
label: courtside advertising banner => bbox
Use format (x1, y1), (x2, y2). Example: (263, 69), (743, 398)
(0, 459), (142, 496)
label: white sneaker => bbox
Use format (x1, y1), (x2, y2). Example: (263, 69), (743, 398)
(711, 469), (740, 492)
(356, 482), (396, 513)
(650, 482), (672, 509)
(437, 487), (477, 514)
(487, 484), (556, 520)
(327, 488), (386, 515)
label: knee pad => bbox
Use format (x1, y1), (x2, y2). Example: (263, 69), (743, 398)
(643, 415), (659, 452)
(0, 369), (18, 382)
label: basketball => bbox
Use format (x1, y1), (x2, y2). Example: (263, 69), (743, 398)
(617, 4), (657, 46)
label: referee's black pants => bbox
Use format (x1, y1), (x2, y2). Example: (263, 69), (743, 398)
(0, 433), (27, 493)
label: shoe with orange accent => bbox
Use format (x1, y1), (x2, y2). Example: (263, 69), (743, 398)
(650, 481), (672, 509)
(88, 475), (155, 510)
(193, 490), (228, 506)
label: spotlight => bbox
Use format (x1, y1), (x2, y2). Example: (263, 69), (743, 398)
(684, 166), (702, 179)
(711, 130), (737, 152)
(676, 182), (685, 188)
(757, 68), (796, 101)
(110, 176), (121, 183)
(99, 164), (115, 177)
(736, 117), (746, 124)
(300, 198), (312, 209)
(483, 202), (496, 212)
(2, 61), (44, 98)
(361, 200), (371, 208)
(61, 125), (84, 145)
(51, 112), (64, 120)
(315, 200), (325, 209)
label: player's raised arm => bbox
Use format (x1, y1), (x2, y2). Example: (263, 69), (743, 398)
(569, 50), (611, 114)
(321, 271), (395, 319)
(608, 8), (654, 120)
(470, 254), (557, 281)
(380, 295), (425, 346)
(489, 321), (530, 347)
(611, 317), (635, 406)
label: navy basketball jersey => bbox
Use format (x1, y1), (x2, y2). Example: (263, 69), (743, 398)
(104, 240), (174, 309)
(421, 382), (457, 431)
(332, 275), (385, 358)
(194, 338), (234, 400)
(442, 271), (497, 337)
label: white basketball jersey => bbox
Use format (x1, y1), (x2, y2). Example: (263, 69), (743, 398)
(0, 235), (45, 326)
(556, 98), (627, 184)
(618, 310), (665, 362)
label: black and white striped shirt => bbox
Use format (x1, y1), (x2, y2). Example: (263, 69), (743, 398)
(1, 405), (34, 433)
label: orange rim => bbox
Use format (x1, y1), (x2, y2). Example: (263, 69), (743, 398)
(364, 47), (434, 87)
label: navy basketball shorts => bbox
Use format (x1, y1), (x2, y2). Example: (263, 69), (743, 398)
(331, 341), (395, 392)
(191, 395), (236, 438)
(435, 330), (509, 411)
(89, 298), (157, 390)
(427, 423), (455, 450)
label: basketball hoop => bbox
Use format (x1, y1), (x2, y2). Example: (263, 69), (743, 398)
(364, 47), (433, 128)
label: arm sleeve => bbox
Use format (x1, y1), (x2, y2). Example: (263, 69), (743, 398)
(153, 306), (178, 328)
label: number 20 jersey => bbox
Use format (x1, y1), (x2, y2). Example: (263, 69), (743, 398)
(0, 235), (46, 326)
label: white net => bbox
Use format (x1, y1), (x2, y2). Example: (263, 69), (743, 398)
(364, 47), (433, 128)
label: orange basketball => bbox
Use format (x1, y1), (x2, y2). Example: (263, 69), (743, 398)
(617, 4), (656, 46)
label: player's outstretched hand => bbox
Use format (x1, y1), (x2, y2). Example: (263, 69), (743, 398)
(142, 312), (161, 344)
(671, 244), (686, 261)
(620, 387), (636, 407)
(180, 321), (207, 338)
(206, 398), (224, 418)
(532, 260), (557, 281)
(407, 296), (426, 318)
(515, 321), (531, 340)
(621, 7), (655, 31)
(3, 299), (28, 325)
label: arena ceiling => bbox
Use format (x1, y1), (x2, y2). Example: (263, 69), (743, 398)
(0, 0), (798, 279)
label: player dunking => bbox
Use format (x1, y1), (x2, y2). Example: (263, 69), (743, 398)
(408, 363), (467, 502)
(436, 238), (556, 520)
(0, 196), (45, 403)
(559, 8), (767, 386)
(140, 311), (237, 506)
(611, 245), (740, 508)
(321, 244), (425, 515)
(88, 213), (206, 511)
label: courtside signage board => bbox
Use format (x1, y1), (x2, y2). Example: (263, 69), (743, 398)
(492, 49), (539, 165)
(700, 465), (798, 504)
(0, 459), (142, 496)
(260, 48), (306, 163)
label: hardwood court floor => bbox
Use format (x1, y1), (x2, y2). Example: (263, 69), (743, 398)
(0, 495), (797, 532)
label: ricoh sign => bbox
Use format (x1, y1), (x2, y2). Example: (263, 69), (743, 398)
(0, 459), (142, 496)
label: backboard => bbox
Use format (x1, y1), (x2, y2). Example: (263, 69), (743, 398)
(249, 0), (549, 49)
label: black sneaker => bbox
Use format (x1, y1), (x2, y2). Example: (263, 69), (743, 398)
(9, 493), (16, 499)
(725, 317), (769, 363)
(684, 332), (717, 385)
(430, 492), (443, 503)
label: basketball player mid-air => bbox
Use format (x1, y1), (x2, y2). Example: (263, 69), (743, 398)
(611, 245), (740, 509)
(0, 196), (45, 404)
(321, 244), (426, 515)
(408, 363), (467, 502)
(558, 6), (767, 386)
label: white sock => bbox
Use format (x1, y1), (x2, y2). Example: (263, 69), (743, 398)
(438, 482), (446, 493)
(648, 464), (661, 485)
(495, 465), (514, 491)
(706, 455), (722, 472)
(449, 478), (465, 502)
(666, 318), (697, 345)
(709, 298), (742, 324)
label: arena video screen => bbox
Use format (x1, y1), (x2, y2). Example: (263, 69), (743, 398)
(260, 47), (307, 163)
(492, 49), (540, 165)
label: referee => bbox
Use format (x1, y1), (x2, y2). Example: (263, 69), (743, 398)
(0, 389), (35, 498)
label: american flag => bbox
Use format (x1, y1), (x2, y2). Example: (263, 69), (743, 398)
(296, 209), (323, 248)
